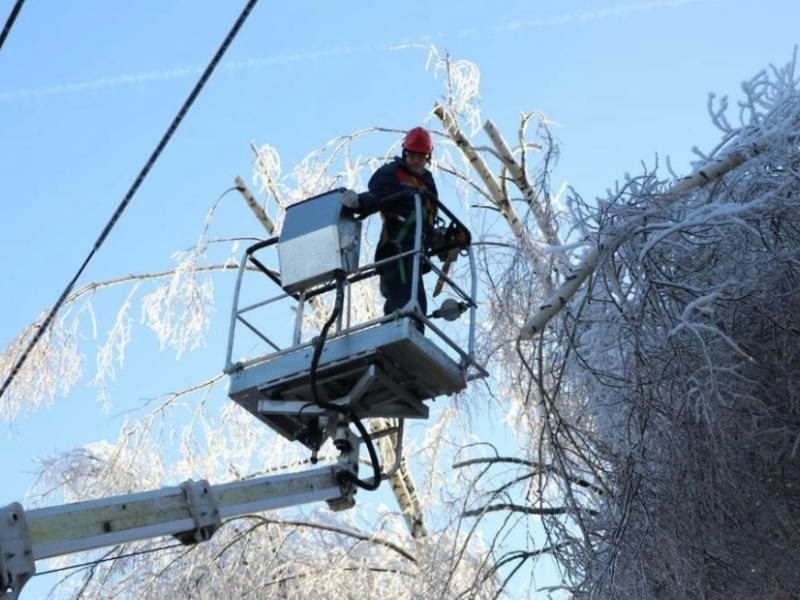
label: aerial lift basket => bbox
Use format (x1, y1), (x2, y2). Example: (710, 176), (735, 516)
(224, 189), (486, 450)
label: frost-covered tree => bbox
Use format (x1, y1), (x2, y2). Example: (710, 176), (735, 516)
(442, 52), (800, 599)
(552, 54), (800, 599)
(4, 45), (800, 600)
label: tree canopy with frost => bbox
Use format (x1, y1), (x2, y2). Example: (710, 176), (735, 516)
(2, 47), (800, 599)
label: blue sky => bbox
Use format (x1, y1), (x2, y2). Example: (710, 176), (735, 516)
(1, 0), (798, 595)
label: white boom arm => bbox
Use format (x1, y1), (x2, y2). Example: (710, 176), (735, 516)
(0, 455), (358, 600)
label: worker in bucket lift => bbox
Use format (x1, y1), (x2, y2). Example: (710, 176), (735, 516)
(341, 126), (447, 325)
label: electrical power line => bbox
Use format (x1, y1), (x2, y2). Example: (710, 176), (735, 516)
(0, 0), (260, 401)
(34, 542), (186, 578)
(0, 0), (26, 57)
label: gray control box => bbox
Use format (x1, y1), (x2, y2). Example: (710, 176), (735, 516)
(278, 189), (361, 294)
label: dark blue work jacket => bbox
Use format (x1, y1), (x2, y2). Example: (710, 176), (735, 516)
(356, 157), (439, 253)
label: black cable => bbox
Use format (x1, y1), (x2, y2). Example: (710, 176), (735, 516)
(308, 272), (382, 491)
(338, 409), (382, 492)
(33, 542), (185, 577)
(0, 0), (260, 402)
(0, 0), (25, 58)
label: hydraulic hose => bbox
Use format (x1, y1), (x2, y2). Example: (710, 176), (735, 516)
(308, 271), (382, 491)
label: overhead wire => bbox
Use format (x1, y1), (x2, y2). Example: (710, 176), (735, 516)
(0, 0), (260, 401)
(0, 0), (25, 57)
(33, 542), (186, 578)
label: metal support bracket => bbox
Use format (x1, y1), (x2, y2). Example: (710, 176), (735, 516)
(0, 503), (34, 600)
(325, 431), (360, 512)
(172, 480), (222, 545)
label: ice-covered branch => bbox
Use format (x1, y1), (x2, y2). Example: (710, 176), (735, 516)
(518, 137), (770, 340)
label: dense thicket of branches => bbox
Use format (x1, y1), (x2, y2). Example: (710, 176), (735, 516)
(524, 55), (800, 598)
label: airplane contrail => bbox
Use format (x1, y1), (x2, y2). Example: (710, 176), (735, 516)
(0, 0), (716, 102)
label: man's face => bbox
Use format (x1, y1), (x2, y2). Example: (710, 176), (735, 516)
(405, 151), (428, 173)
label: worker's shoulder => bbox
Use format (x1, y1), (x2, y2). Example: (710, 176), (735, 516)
(369, 158), (437, 195)
(375, 158), (435, 181)
(373, 157), (403, 176)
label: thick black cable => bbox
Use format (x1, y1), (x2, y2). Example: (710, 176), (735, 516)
(0, 0), (25, 57)
(0, 0), (260, 402)
(308, 273), (382, 491)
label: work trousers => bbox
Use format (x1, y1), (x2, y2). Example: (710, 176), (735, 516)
(380, 253), (427, 319)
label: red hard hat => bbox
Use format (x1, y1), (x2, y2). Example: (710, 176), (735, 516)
(402, 127), (434, 154)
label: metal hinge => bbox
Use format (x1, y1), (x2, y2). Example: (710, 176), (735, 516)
(172, 480), (222, 545)
(0, 503), (34, 600)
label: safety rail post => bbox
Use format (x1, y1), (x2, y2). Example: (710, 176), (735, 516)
(406, 193), (424, 318)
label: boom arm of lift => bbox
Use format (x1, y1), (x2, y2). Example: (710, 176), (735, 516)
(0, 449), (359, 600)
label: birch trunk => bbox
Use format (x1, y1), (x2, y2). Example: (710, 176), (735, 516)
(433, 103), (525, 238)
(482, 119), (561, 250)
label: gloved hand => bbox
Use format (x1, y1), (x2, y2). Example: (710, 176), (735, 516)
(341, 189), (360, 209)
